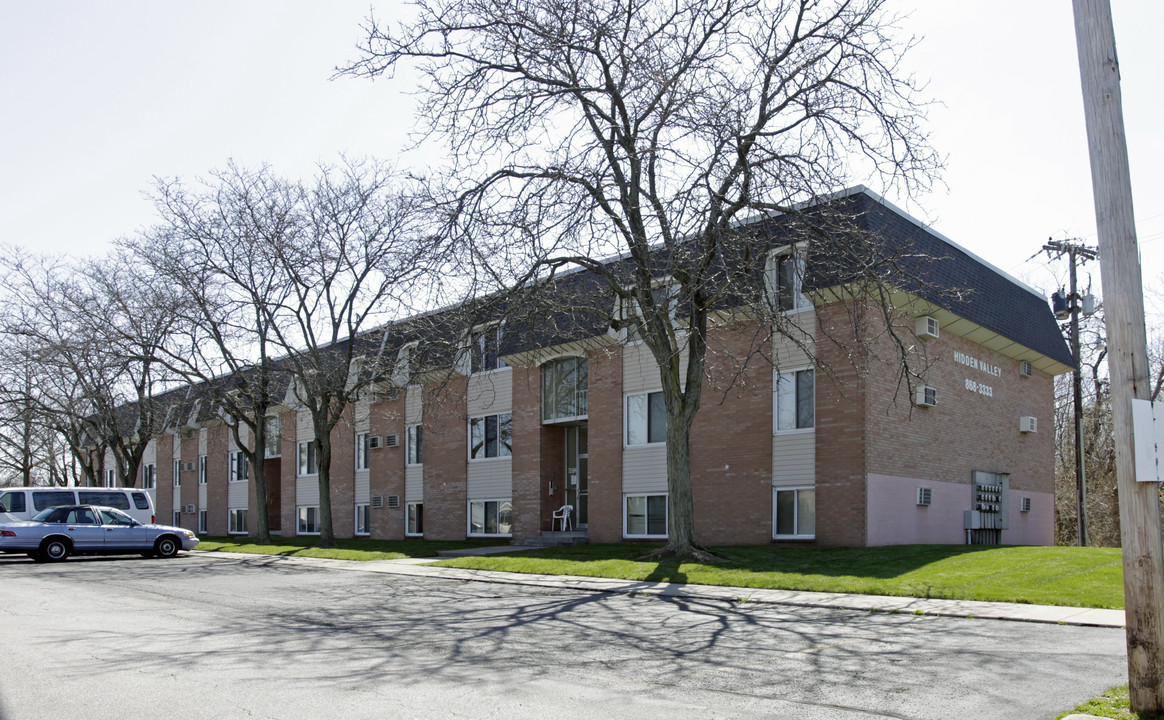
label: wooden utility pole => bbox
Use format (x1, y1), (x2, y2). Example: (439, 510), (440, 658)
(1072, 0), (1164, 711)
(1044, 238), (1098, 547)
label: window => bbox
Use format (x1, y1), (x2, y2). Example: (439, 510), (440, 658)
(229, 451), (249, 482)
(264, 416), (282, 458)
(173, 460), (181, 487)
(355, 432), (370, 471)
(228, 508), (248, 535)
(469, 324), (507, 373)
(297, 442), (318, 476)
(0, 492), (26, 513)
(468, 500), (512, 535)
(104, 469), (116, 488)
(142, 464), (156, 489)
(406, 502), (423, 536)
(542, 357), (588, 422)
(625, 494), (667, 537)
(355, 503), (370, 535)
(406, 424), (423, 465)
(469, 413), (513, 460)
(32, 491), (75, 511)
(773, 487), (815, 539)
(766, 248), (809, 312)
(78, 491), (130, 510)
(623, 284), (677, 343)
(173, 511), (181, 526)
(626, 392), (666, 445)
(298, 506), (320, 535)
(198, 509), (207, 534)
(198, 456), (207, 485)
(774, 368), (815, 431)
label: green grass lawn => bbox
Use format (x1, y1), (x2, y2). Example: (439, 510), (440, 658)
(195, 538), (1124, 609)
(1058, 685), (1164, 720)
(196, 536), (501, 561)
(434, 543), (1125, 609)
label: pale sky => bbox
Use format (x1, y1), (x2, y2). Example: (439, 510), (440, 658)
(2, 1), (1161, 316)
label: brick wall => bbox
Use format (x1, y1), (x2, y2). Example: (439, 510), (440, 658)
(586, 345), (624, 543)
(423, 377), (468, 540)
(369, 390), (407, 539)
(206, 425), (228, 535)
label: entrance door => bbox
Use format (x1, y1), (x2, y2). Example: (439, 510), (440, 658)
(565, 426), (589, 528)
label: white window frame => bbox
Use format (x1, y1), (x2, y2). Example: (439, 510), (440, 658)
(468, 323), (508, 374)
(197, 456), (207, 485)
(406, 424), (424, 466)
(774, 367), (815, 433)
(105, 469), (116, 488)
(624, 493), (668, 538)
(264, 416), (282, 458)
(625, 391), (667, 446)
(772, 486), (816, 540)
(297, 441), (318, 476)
(354, 503), (370, 536)
(765, 244), (811, 313)
(467, 499), (513, 537)
(620, 282), (678, 344)
(228, 508), (248, 535)
(468, 413), (513, 461)
(172, 510), (181, 526)
(173, 460), (181, 488)
(541, 355), (589, 423)
(355, 432), (370, 471)
(297, 505), (320, 535)
(198, 509), (207, 534)
(228, 451), (249, 483)
(406, 502), (423, 536)
(142, 464), (156, 489)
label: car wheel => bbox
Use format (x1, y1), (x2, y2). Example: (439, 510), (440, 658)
(40, 538), (70, 562)
(155, 536), (180, 559)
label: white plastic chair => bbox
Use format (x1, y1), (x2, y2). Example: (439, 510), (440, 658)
(552, 504), (573, 531)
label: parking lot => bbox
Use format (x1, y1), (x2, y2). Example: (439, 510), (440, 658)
(0, 552), (1128, 719)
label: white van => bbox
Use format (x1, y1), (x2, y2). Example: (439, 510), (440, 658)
(0, 487), (156, 525)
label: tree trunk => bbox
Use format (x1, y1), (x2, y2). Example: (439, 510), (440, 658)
(316, 435), (335, 547)
(251, 420), (272, 544)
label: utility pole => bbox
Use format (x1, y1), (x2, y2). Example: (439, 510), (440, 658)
(1044, 238), (1097, 547)
(1072, 0), (1164, 712)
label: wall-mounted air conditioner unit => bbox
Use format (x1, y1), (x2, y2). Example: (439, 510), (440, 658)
(1020, 497), (1032, 513)
(1019, 416), (1038, 433)
(916, 487), (932, 506)
(371, 496), (384, 509)
(180, 462), (195, 472)
(386, 495), (401, 508)
(368, 435), (382, 449)
(916, 315), (940, 340)
(181, 504), (196, 514)
(915, 386), (937, 408)
(1019, 360), (1033, 378)
(382, 434), (400, 448)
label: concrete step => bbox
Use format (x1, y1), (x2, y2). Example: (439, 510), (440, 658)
(515, 530), (589, 547)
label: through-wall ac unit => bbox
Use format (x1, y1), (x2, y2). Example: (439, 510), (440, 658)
(915, 386), (937, 408)
(916, 487), (932, 506)
(916, 315), (940, 340)
(368, 435), (382, 449)
(180, 462), (195, 472)
(1020, 497), (1032, 513)
(386, 495), (401, 508)
(371, 496), (384, 509)
(1019, 359), (1033, 378)
(1019, 416), (1038, 433)
(382, 434), (400, 448)
(181, 504), (196, 514)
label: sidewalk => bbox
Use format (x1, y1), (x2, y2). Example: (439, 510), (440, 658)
(192, 549), (1126, 628)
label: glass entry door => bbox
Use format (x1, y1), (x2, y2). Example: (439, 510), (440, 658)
(565, 426), (588, 527)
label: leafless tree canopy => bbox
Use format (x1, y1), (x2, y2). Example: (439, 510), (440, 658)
(343, 0), (942, 559)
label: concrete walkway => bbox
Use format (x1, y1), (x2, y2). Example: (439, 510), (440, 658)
(192, 549), (1126, 628)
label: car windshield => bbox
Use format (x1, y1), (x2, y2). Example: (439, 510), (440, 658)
(100, 508), (135, 525)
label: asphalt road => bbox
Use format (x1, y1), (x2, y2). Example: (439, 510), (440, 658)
(0, 553), (1127, 720)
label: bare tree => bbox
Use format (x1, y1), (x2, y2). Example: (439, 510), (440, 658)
(125, 164), (304, 543)
(261, 159), (439, 546)
(343, 0), (941, 559)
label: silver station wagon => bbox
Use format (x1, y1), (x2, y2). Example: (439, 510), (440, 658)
(0, 504), (199, 562)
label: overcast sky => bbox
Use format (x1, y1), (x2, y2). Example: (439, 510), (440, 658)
(2, 1), (1161, 314)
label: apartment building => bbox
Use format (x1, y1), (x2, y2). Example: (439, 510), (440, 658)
(118, 188), (1072, 546)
